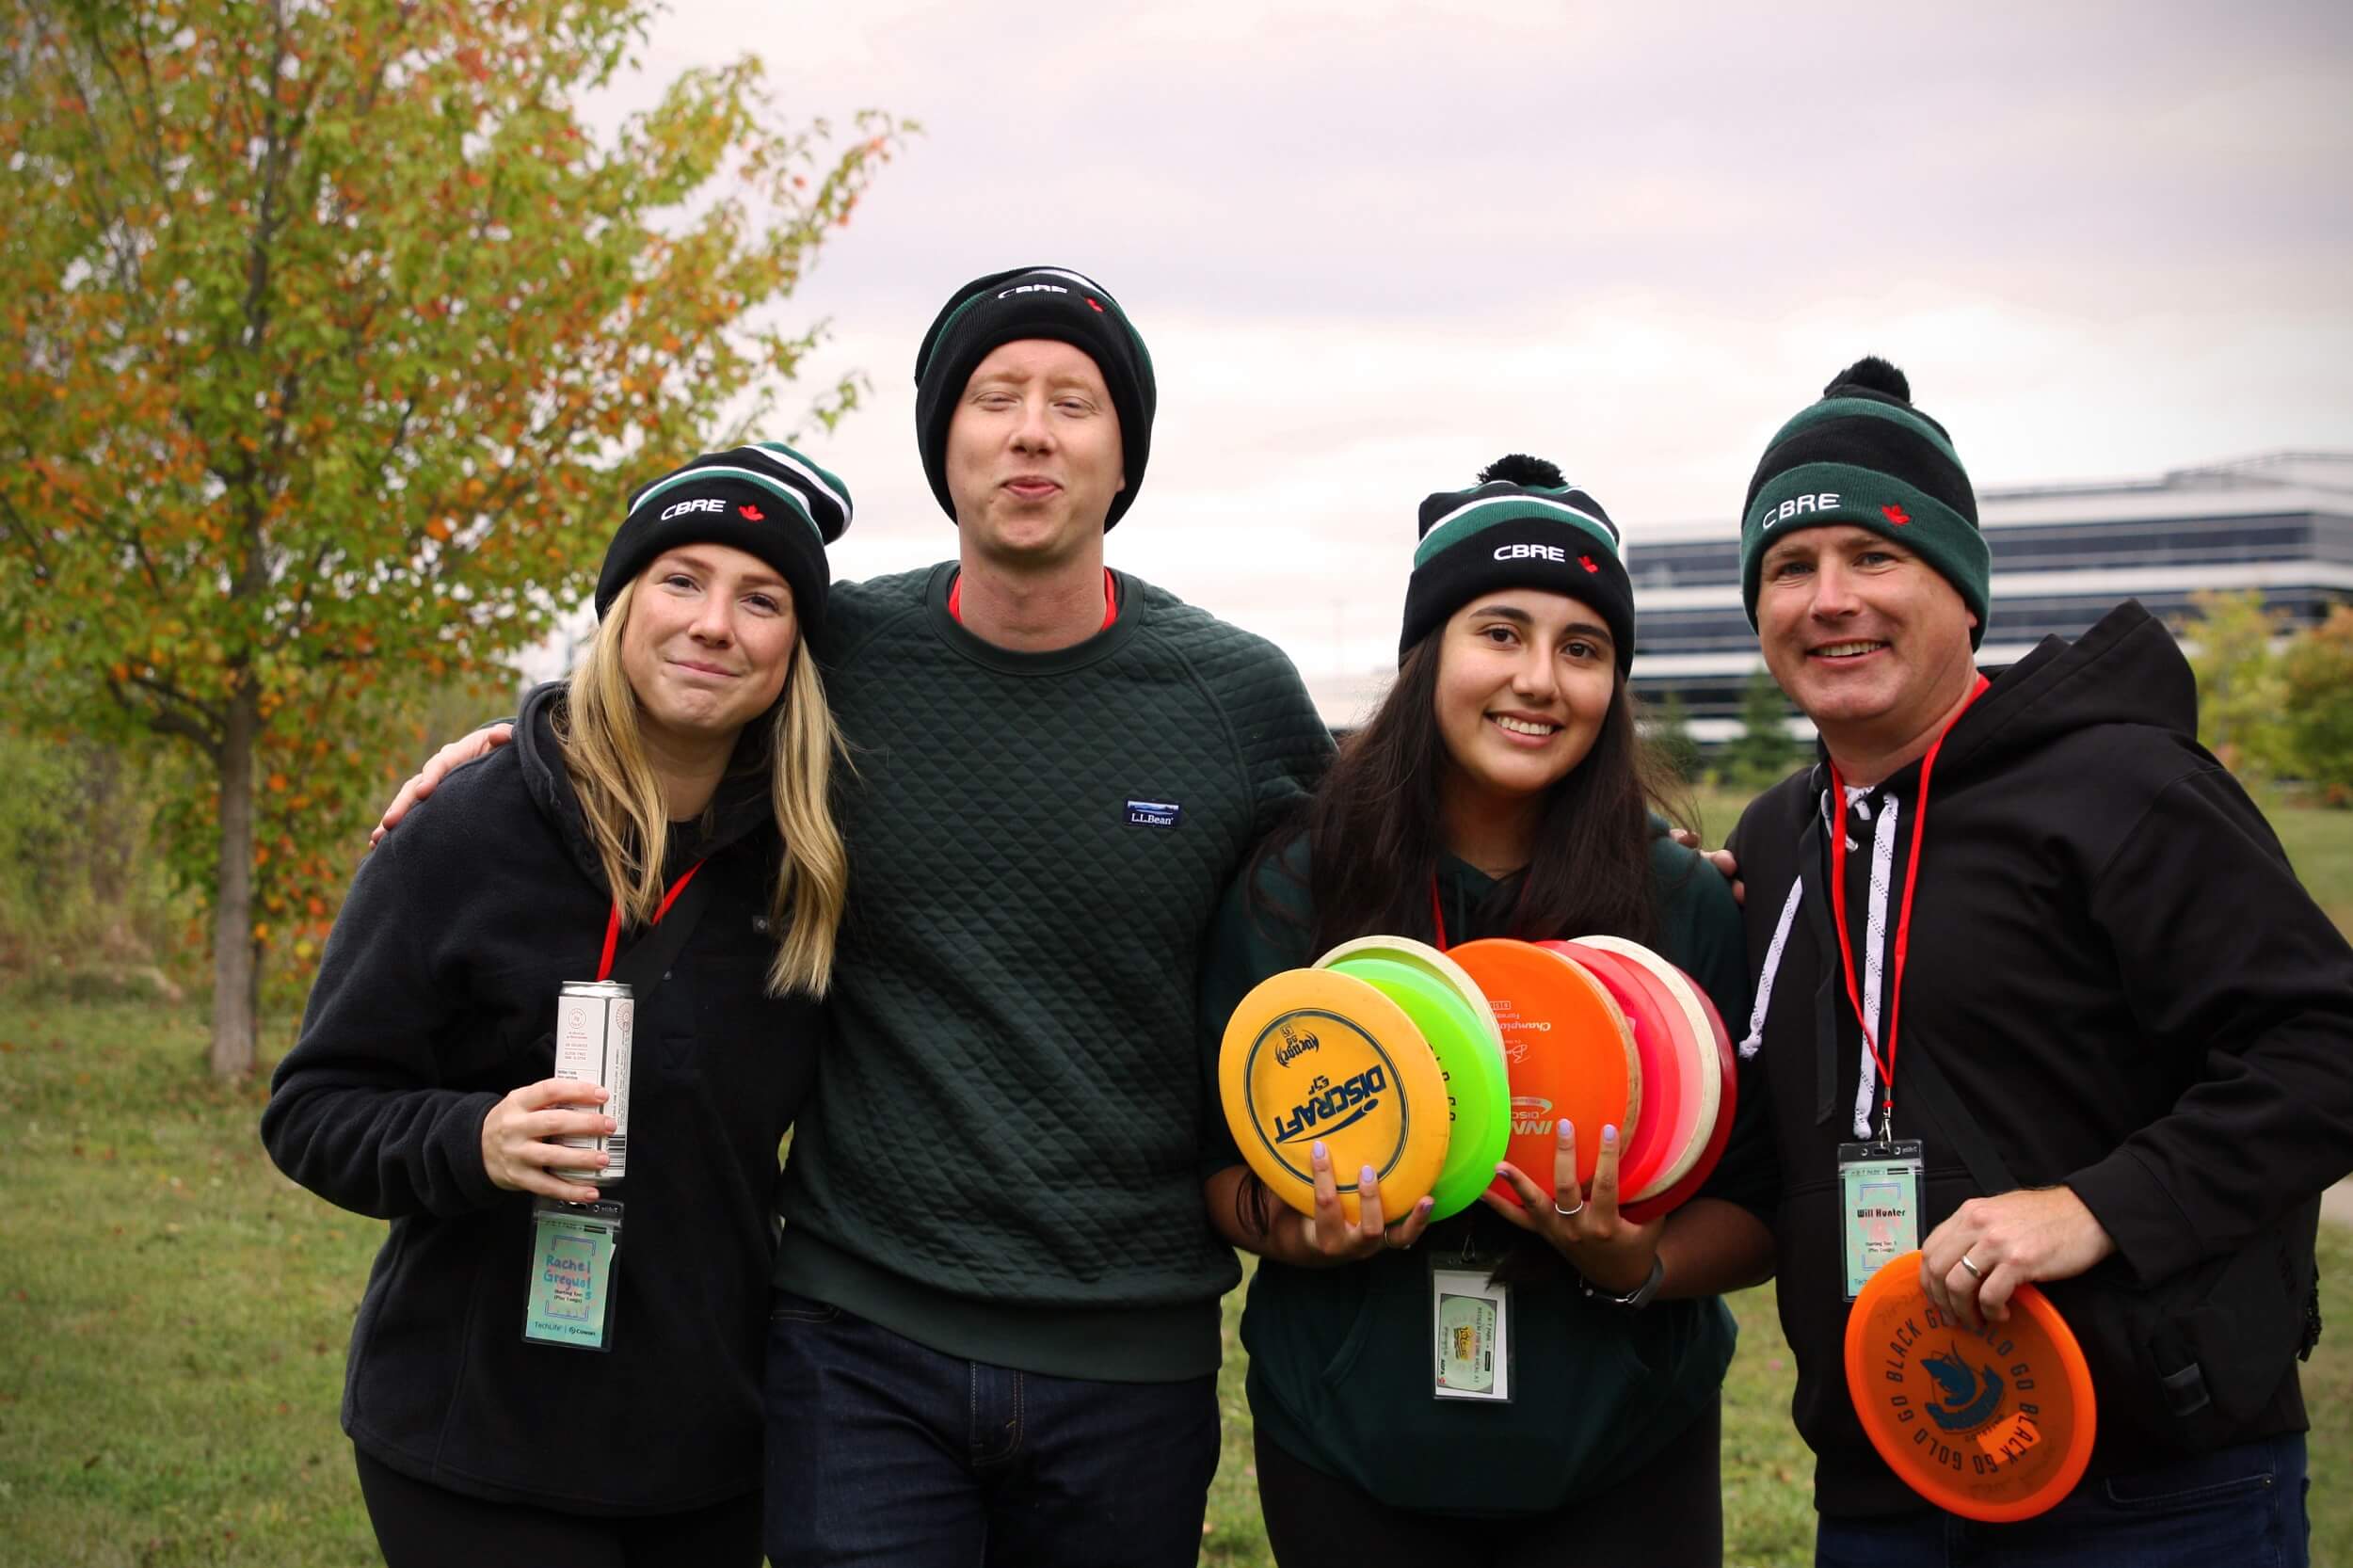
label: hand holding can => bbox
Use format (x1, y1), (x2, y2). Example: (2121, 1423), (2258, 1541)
(482, 1079), (613, 1204)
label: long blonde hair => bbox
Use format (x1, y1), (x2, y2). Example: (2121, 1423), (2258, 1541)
(556, 578), (849, 998)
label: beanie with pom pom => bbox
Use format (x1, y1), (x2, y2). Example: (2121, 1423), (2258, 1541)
(1738, 356), (1989, 646)
(1400, 454), (1634, 669)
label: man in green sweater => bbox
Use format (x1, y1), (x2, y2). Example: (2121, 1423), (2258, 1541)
(758, 266), (1328, 1565)
(376, 266), (1327, 1561)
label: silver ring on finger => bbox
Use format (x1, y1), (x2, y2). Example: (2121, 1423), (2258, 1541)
(1553, 1197), (1586, 1218)
(1959, 1254), (1984, 1281)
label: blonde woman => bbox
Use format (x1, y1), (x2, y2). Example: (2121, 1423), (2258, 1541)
(263, 443), (851, 1567)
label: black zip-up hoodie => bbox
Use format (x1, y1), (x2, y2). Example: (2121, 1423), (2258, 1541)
(262, 683), (820, 1514)
(1718, 600), (2353, 1516)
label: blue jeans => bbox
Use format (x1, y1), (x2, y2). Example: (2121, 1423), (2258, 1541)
(1814, 1434), (2310, 1568)
(762, 1291), (1220, 1568)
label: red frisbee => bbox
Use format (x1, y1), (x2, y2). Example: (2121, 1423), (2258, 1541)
(1575, 936), (1735, 1224)
(1544, 940), (1690, 1203)
(1448, 939), (1637, 1206)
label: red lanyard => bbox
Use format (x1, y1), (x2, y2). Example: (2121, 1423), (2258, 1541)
(1429, 878), (1449, 952)
(1825, 676), (1988, 1136)
(948, 568), (1118, 631)
(596, 860), (708, 982)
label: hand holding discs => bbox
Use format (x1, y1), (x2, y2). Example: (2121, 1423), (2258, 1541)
(1219, 968), (1449, 1225)
(1577, 937), (1737, 1224)
(1544, 941), (1689, 1202)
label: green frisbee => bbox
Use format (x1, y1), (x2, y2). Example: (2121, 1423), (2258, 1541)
(1325, 952), (1511, 1222)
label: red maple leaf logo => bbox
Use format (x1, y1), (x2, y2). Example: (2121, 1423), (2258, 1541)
(738, 504), (764, 521)
(1881, 504), (1910, 526)
(1086, 297), (1104, 312)
(1580, 555), (1599, 573)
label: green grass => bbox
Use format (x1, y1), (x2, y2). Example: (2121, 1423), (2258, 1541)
(5, 931), (2350, 1564)
(0, 1002), (382, 1566)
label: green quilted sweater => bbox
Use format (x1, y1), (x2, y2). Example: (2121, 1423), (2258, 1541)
(774, 564), (1333, 1380)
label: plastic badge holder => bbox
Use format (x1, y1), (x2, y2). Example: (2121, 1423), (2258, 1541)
(1845, 1252), (2096, 1523)
(1324, 952), (1511, 1222)
(1220, 968), (1450, 1224)
(1445, 940), (1637, 1207)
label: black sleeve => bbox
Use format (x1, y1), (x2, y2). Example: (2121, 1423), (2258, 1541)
(260, 824), (505, 1221)
(2067, 767), (2353, 1283)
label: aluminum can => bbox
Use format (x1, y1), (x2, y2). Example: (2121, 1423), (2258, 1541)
(552, 980), (632, 1184)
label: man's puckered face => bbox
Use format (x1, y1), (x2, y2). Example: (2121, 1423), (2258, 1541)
(945, 339), (1125, 565)
(1756, 523), (1979, 755)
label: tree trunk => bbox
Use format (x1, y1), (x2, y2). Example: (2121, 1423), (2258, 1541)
(209, 684), (262, 1078)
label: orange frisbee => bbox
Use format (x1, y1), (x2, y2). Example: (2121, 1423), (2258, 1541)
(1448, 939), (1637, 1206)
(1844, 1252), (2096, 1523)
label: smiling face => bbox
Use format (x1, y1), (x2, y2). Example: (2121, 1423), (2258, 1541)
(1432, 588), (1619, 806)
(618, 544), (799, 750)
(944, 338), (1126, 567)
(1755, 523), (1980, 761)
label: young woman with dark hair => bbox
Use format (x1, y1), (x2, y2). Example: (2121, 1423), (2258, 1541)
(1200, 456), (1775, 1568)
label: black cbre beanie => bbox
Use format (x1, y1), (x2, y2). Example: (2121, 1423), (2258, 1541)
(912, 265), (1157, 529)
(1737, 357), (1989, 647)
(598, 441), (852, 627)
(1400, 455), (1635, 672)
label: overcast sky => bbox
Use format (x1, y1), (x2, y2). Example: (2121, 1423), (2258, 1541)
(576, 0), (2353, 695)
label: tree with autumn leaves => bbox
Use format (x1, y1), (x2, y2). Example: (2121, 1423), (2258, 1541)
(0, 0), (904, 1074)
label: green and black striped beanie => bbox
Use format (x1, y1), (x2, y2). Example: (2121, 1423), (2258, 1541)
(600, 441), (853, 626)
(1738, 358), (1989, 647)
(1401, 455), (1634, 671)
(912, 265), (1157, 529)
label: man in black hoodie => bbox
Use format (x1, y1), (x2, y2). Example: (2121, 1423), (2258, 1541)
(1715, 360), (2351, 1566)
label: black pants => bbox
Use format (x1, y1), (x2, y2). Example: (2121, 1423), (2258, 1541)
(354, 1447), (761, 1568)
(1254, 1397), (1723, 1568)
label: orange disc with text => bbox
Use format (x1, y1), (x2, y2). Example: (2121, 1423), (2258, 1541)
(1447, 939), (1637, 1206)
(1845, 1253), (2096, 1523)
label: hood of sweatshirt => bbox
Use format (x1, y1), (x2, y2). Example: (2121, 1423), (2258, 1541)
(1937, 598), (2196, 780)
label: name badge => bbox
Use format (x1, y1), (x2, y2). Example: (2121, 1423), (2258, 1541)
(524, 1197), (623, 1352)
(1430, 1262), (1513, 1402)
(1837, 1140), (1923, 1302)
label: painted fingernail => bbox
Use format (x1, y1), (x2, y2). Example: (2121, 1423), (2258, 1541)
(1603, 1125), (1618, 1144)
(1312, 1140), (1327, 1162)
(1360, 1165), (1377, 1188)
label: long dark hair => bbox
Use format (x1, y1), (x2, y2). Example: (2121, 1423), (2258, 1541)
(1274, 630), (1685, 955)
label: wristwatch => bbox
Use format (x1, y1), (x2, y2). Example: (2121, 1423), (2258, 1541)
(1581, 1255), (1664, 1310)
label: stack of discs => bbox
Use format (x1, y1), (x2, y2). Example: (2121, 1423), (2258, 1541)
(1218, 934), (1734, 1228)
